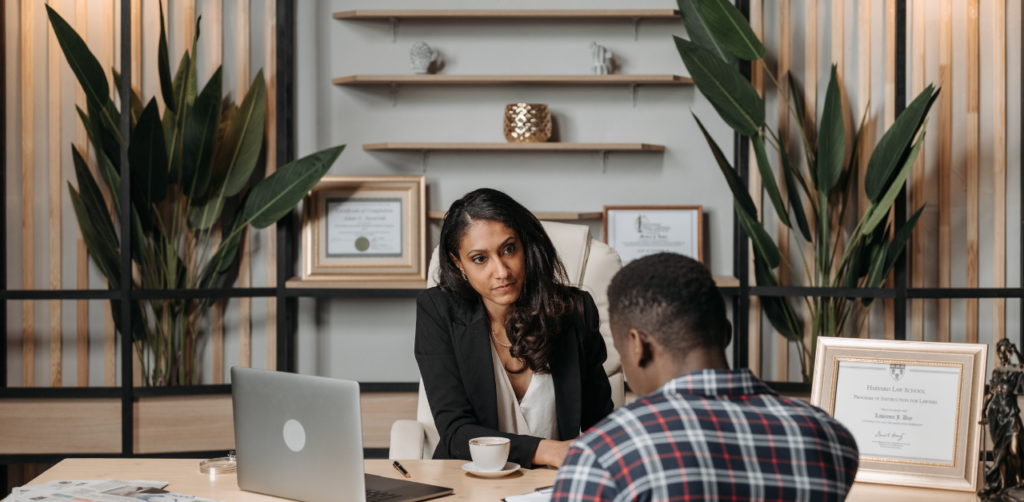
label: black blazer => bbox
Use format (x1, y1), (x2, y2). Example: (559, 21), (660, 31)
(414, 287), (614, 468)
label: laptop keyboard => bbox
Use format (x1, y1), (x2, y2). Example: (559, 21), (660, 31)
(365, 489), (401, 502)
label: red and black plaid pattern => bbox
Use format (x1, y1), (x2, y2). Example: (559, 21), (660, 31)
(552, 369), (859, 502)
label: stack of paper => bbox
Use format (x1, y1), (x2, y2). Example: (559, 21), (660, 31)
(8, 479), (224, 502)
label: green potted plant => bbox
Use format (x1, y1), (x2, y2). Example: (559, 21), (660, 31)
(675, 0), (936, 381)
(47, 3), (344, 386)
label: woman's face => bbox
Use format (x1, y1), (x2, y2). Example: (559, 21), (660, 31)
(452, 219), (525, 309)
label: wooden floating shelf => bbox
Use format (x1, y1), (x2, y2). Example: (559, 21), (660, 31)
(363, 142), (665, 152)
(285, 278), (428, 290)
(713, 276), (740, 288)
(334, 9), (680, 21)
(428, 211), (603, 221)
(334, 74), (692, 86)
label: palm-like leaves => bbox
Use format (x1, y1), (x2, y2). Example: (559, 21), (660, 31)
(48, 5), (344, 385)
(675, 0), (933, 381)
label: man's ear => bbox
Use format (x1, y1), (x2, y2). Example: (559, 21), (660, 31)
(630, 329), (655, 369)
(721, 320), (733, 348)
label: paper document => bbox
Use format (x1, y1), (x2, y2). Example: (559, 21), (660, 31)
(7, 479), (223, 502)
(503, 486), (552, 502)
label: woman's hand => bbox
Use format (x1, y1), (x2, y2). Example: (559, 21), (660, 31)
(532, 439), (574, 467)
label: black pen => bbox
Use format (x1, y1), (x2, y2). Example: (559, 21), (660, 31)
(392, 461), (411, 478)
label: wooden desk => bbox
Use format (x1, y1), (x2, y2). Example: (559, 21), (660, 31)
(22, 458), (982, 502)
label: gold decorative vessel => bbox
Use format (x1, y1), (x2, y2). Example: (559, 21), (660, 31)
(503, 103), (552, 143)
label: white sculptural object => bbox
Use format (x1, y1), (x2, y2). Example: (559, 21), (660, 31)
(591, 42), (613, 75)
(410, 42), (439, 74)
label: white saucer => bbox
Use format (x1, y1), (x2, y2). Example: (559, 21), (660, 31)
(462, 461), (521, 478)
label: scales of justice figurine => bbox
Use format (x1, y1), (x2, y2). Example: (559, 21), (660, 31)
(980, 338), (1024, 501)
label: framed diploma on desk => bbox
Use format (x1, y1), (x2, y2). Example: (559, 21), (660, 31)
(603, 206), (703, 265)
(299, 176), (426, 283)
(810, 338), (987, 492)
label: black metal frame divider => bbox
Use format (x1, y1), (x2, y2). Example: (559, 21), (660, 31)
(0, 0), (1021, 489)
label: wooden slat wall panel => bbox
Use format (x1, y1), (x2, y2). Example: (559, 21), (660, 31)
(827, 0), (848, 278)
(133, 395), (233, 454)
(747, 0), (763, 379)
(801, 0), (817, 364)
(238, 0), (252, 369)
(883, 0), (897, 341)
(75, 0), (89, 386)
(776, 0), (790, 381)
(23, 0), (36, 388)
(856, 0), (871, 339)
(992, 0), (1007, 343)
(938, 0), (952, 343)
(102, 0), (116, 387)
(207, 0), (225, 385)
(965, 0), (980, 344)
(265, 0), (278, 371)
(0, 399), (122, 454)
(48, 0), (62, 387)
(910, 0), (926, 342)
(131, 0), (140, 90)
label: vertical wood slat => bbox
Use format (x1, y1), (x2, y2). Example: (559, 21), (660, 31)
(883, 0), (896, 340)
(130, 0), (140, 90)
(102, 0), (116, 387)
(992, 0), (1007, 343)
(856, 0), (871, 338)
(938, 0), (953, 343)
(48, 0), (62, 387)
(265, 0), (278, 371)
(237, 0), (252, 369)
(23, 0), (36, 388)
(747, 0), (763, 379)
(183, 0), (196, 48)
(801, 0), (817, 365)
(776, 0), (791, 381)
(965, 0), (980, 344)
(209, 0), (225, 384)
(75, 0), (89, 386)
(910, 0), (926, 342)
(828, 0), (849, 278)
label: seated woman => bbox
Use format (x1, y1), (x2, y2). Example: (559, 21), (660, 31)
(415, 188), (613, 469)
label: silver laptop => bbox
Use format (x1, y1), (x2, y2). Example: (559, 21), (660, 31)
(231, 367), (453, 502)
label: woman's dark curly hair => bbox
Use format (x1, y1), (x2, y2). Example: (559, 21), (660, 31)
(437, 188), (581, 374)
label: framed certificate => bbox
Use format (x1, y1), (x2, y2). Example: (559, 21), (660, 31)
(602, 206), (703, 265)
(810, 337), (988, 492)
(299, 176), (426, 283)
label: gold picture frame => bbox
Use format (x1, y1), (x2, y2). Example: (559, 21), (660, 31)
(299, 176), (426, 284)
(810, 337), (987, 492)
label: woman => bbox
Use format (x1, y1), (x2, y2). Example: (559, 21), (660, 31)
(415, 189), (613, 469)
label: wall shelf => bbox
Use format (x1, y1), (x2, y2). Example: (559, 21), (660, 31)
(363, 142), (665, 152)
(334, 74), (692, 86)
(333, 10), (680, 21)
(428, 211), (603, 221)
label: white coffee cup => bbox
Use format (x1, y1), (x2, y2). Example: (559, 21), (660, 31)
(469, 437), (511, 472)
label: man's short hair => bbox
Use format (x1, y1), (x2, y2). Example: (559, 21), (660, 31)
(607, 252), (728, 355)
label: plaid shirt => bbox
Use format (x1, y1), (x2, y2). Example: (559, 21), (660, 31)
(552, 369), (859, 502)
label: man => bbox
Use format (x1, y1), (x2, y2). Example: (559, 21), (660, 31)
(552, 253), (860, 501)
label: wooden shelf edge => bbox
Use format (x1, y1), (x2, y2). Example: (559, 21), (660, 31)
(333, 74), (693, 86)
(285, 278), (427, 290)
(363, 142), (665, 152)
(713, 276), (741, 288)
(428, 211), (603, 221)
(334, 9), (680, 20)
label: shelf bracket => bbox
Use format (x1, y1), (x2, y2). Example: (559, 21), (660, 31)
(390, 17), (399, 42)
(599, 151), (609, 173)
(421, 150), (429, 172)
(632, 17), (641, 41)
(630, 83), (639, 107)
(390, 83), (399, 107)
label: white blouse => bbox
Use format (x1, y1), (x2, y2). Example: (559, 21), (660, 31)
(490, 342), (559, 440)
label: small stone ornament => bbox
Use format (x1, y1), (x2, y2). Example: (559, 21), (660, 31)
(980, 339), (1024, 501)
(590, 42), (613, 75)
(410, 42), (439, 74)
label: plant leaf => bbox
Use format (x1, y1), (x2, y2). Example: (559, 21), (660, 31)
(187, 194), (225, 230)
(676, 0), (737, 66)
(861, 123), (927, 235)
(696, 0), (766, 60)
(883, 205), (925, 275)
(865, 85), (938, 202)
(169, 50), (192, 182)
(692, 113), (758, 218)
(751, 133), (790, 228)
(213, 70), (266, 197)
(71, 147), (119, 251)
(675, 37), (764, 136)
(754, 256), (802, 340)
(112, 67), (144, 125)
(157, 0), (175, 113)
(181, 67), (222, 197)
(128, 98), (169, 207)
(239, 145), (346, 229)
(69, 185), (119, 282)
(817, 65), (845, 192)
(45, 5), (112, 126)
(735, 200), (780, 269)
(779, 143), (812, 242)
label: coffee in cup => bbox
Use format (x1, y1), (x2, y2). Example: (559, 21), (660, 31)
(469, 437), (511, 472)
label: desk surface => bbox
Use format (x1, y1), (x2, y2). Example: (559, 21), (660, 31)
(24, 458), (981, 502)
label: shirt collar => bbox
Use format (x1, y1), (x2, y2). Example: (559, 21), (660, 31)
(653, 368), (776, 398)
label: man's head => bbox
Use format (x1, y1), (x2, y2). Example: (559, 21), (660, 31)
(607, 253), (731, 395)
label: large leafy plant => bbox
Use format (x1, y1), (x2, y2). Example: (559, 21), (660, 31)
(676, 0), (936, 381)
(47, 4), (344, 385)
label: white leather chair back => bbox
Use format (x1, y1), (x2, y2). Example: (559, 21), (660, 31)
(415, 220), (622, 459)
